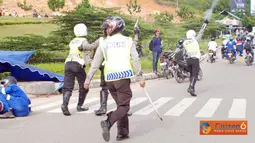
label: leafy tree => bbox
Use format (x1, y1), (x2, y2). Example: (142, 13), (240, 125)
(47, 0), (65, 12)
(176, 5), (195, 19)
(126, 0), (141, 15)
(17, 0), (33, 12)
(154, 11), (174, 23)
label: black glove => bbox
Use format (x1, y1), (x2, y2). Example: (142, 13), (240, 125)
(78, 45), (83, 51)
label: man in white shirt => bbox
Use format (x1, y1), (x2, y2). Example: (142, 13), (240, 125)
(208, 37), (218, 57)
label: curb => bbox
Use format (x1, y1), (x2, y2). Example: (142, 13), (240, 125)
(19, 50), (216, 96)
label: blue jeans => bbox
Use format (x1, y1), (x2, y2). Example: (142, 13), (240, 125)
(152, 51), (160, 72)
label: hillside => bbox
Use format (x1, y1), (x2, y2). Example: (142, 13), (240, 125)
(1, 0), (181, 22)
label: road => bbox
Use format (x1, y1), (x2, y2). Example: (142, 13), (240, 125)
(0, 51), (254, 143)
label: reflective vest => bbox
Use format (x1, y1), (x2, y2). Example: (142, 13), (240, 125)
(65, 38), (85, 66)
(100, 34), (134, 82)
(184, 38), (201, 59)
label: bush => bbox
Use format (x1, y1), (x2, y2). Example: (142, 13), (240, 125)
(0, 72), (11, 79)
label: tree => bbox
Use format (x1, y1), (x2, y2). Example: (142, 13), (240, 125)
(48, 0), (65, 12)
(17, 0), (33, 16)
(126, 0), (141, 16)
(176, 5), (195, 20)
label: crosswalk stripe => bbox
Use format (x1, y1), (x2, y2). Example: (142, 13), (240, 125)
(164, 98), (196, 116)
(228, 99), (246, 119)
(47, 98), (99, 113)
(195, 98), (222, 117)
(108, 97), (148, 112)
(33, 101), (63, 112)
(82, 99), (115, 114)
(134, 97), (172, 115)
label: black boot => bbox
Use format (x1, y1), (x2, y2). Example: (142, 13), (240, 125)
(77, 89), (89, 112)
(116, 134), (130, 141)
(127, 112), (132, 116)
(187, 77), (197, 96)
(61, 91), (71, 116)
(0, 109), (15, 119)
(101, 112), (112, 142)
(95, 90), (108, 116)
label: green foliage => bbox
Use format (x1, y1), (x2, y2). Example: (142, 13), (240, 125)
(153, 11), (174, 23)
(0, 0), (2, 6)
(126, 0), (141, 15)
(53, 0), (150, 43)
(176, 5), (195, 19)
(17, 0), (33, 11)
(47, 0), (65, 11)
(0, 72), (11, 79)
(0, 35), (67, 63)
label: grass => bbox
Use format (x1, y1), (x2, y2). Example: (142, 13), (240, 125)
(0, 24), (59, 39)
(0, 17), (52, 23)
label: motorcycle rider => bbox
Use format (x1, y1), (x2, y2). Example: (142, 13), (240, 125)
(243, 37), (254, 60)
(225, 37), (237, 59)
(183, 30), (201, 97)
(174, 38), (187, 69)
(207, 37), (217, 58)
(236, 37), (243, 57)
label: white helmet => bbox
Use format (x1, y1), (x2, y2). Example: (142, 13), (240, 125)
(186, 30), (196, 39)
(74, 23), (87, 37)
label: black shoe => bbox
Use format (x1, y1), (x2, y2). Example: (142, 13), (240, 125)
(101, 120), (111, 142)
(94, 107), (107, 116)
(116, 134), (130, 141)
(128, 112), (132, 116)
(77, 106), (89, 112)
(187, 87), (197, 97)
(61, 91), (71, 116)
(0, 109), (15, 119)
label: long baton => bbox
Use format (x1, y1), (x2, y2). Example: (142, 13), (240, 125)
(143, 87), (163, 121)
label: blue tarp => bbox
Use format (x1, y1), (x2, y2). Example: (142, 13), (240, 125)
(0, 51), (64, 91)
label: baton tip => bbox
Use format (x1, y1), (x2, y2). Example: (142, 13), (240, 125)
(160, 118), (163, 121)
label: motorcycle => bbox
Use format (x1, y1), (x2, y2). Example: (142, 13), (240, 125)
(171, 58), (203, 83)
(221, 44), (227, 59)
(159, 51), (175, 79)
(227, 50), (235, 64)
(245, 50), (253, 66)
(208, 50), (215, 63)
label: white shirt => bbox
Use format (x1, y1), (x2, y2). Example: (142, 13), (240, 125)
(208, 41), (217, 51)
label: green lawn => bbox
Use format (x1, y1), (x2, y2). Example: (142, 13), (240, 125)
(0, 24), (59, 39)
(0, 17), (52, 23)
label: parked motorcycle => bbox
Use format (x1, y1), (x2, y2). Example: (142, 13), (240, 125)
(171, 59), (203, 83)
(208, 50), (215, 63)
(227, 50), (235, 64)
(245, 50), (253, 66)
(159, 51), (175, 79)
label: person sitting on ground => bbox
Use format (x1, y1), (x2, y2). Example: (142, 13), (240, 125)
(0, 76), (31, 119)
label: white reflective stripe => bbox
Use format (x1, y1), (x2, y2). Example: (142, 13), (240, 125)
(134, 97), (172, 115)
(48, 98), (99, 113)
(6, 94), (11, 100)
(164, 98), (196, 116)
(1, 87), (6, 95)
(228, 99), (246, 119)
(82, 99), (115, 114)
(28, 104), (32, 107)
(195, 98), (222, 117)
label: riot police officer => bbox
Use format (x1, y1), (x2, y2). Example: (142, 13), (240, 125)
(183, 30), (201, 96)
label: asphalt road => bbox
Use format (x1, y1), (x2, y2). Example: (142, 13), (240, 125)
(0, 51), (254, 143)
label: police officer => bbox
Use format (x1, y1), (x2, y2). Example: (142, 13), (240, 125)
(183, 30), (201, 97)
(84, 16), (145, 142)
(61, 23), (98, 116)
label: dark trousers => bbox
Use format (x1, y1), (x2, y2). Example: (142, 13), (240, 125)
(99, 65), (108, 91)
(106, 79), (132, 136)
(63, 62), (89, 106)
(152, 51), (160, 72)
(187, 58), (200, 89)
